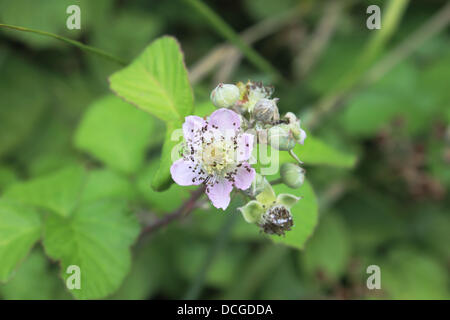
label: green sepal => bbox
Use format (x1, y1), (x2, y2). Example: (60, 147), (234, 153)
(238, 200), (265, 224)
(255, 180), (277, 206)
(276, 193), (301, 209)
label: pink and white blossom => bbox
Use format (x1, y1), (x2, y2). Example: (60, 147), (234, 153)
(170, 108), (256, 210)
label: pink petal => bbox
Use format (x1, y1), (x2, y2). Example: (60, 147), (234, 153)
(236, 133), (254, 162)
(183, 116), (206, 140)
(234, 163), (256, 190)
(298, 128), (307, 145)
(170, 159), (202, 186)
(206, 179), (233, 210)
(209, 108), (241, 132)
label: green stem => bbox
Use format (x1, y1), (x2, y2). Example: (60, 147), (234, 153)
(270, 177), (283, 186)
(289, 149), (303, 165)
(0, 23), (127, 66)
(306, 0), (410, 129)
(182, 0), (285, 84)
(337, 0), (409, 91)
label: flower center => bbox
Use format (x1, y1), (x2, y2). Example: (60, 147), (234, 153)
(201, 139), (235, 175)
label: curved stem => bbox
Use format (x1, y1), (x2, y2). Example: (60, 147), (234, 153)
(140, 185), (205, 237)
(289, 149), (303, 165)
(0, 23), (127, 66)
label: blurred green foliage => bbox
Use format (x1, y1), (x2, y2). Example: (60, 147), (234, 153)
(0, 0), (449, 300)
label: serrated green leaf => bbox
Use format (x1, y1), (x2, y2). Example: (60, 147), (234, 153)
(75, 95), (156, 174)
(0, 200), (42, 282)
(3, 165), (87, 217)
(80, 169), (134, 204)
(0, 248), (70, 299)
(43, 199), (140, 300)
(109, 36), (193, 124)
(270, 180), (318, 249)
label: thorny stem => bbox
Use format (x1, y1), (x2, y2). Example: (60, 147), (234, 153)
(140, 185), (205, 237)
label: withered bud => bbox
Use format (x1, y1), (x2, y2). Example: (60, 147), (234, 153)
(259, 205), (294, 236)
(253, 98), (280, 124)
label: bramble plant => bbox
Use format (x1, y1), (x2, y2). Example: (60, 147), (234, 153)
(3, 0), (447, 302)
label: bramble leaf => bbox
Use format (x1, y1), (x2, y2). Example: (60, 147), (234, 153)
(109, 36), (194, 190)
(75, 95), (157, 174)
(3, 165), (87, 217)
(0, 200), (42, 282)
(43, 199), (140, 300)
(109, 36), (193, 124)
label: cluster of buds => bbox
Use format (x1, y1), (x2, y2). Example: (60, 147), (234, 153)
(171, 81), (307, 237)
(208, 81), (307, 236)
(210, 82), (306, 152)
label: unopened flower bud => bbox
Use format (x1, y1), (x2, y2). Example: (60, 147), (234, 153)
(280, 163), (305, 189)
(210, 83), (240, 109)
(259, 205), (294, 236)
(284, 112), (306, 145)
(253, 98), (280, 124)
(268, 124), (296, 151)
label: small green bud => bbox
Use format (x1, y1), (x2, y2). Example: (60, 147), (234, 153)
(284, 112), (306, 144)
(259, 205), (294, 236)
(253, 98), (280, 124)
(268, 124), (296, 151)
(210, 83), (240, 109)
(280, 163), (305, 189)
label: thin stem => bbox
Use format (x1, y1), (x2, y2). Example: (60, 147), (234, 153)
(289, 149), (303, 165)
(190, 9), (302, 84)
(0, 23), (127, 66)
(270, 178), (283, 186)
(182, 0), (286, 84)
(140, 186), (205, 237)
